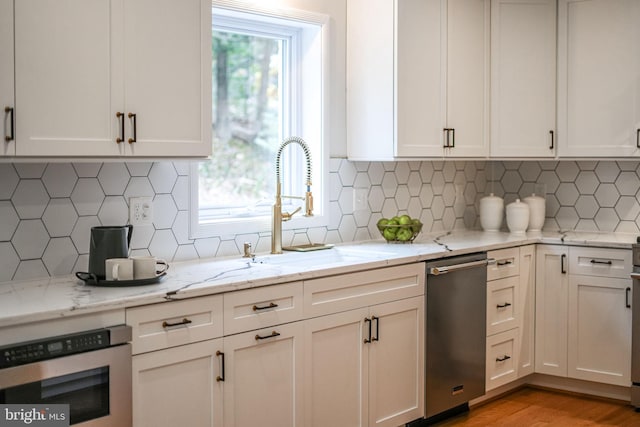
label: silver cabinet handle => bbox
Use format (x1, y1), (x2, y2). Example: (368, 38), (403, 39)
(428, 259), (494, 276)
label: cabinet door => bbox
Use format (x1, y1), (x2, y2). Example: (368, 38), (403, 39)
(346, 0), (395, 160)
(487, 276), (519, 336)
(395, 0), (444, 158)
(223, 322), (304, 427)
(123, 0), (211, 157)
(369, 296), (424, 427)
(518, 245), (535, 377)
(132, 338), (223, 427)
(558, 0), (640, 157)
(490, 0), (556, 157)
(0, 0), (14, 156)
(304, 308), (369, 427)
(568, 275), (632, 386)
(445, 0), (489, 158)
(486, 328), (519, 391)
(14, 0), (124, 156)
(535, 245), (569, 377)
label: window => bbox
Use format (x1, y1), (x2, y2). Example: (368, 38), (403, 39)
(191, 2), (328, 238)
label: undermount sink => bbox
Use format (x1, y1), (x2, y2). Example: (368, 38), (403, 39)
(251, 247), (362, 267)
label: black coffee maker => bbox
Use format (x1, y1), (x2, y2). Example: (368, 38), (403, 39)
(87, 225), (133, 280)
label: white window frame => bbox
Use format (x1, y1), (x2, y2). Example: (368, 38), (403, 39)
(190, 0), (330, 239)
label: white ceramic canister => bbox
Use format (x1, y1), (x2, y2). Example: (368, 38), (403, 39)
(479, 193), (504, 232)
(523, 193), (545, 232)
(506, 199), (530, 234)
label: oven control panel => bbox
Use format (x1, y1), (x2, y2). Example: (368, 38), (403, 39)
(0, 329), (110, 369)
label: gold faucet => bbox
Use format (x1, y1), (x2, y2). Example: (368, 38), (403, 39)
(271, 136), (314, 254)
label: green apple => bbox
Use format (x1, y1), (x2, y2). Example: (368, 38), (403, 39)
(398, 215), (412, 225)
(396, 228), (413, 241)
(383, 228), (397, 241)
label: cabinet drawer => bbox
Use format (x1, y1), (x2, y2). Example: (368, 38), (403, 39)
(304, 264), (425, 318)
(487, 276), (518, 336)
(569, 247), (631, 279)
(486, 328), (519, 391)
(487, 247), (520, 281)
(127, 295), (223, 354)
(223, 282), (303, 335)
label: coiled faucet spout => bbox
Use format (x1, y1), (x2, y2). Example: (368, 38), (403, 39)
(272, 136), (314, 254)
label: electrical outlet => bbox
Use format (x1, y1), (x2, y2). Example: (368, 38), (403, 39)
(129, 197), (153, 226)
(353, 188), (368, 211)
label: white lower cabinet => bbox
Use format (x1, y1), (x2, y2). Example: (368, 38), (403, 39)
(129, 263), (425, 426)
(304, 296), (424, 427)
(128, 295), (224, 427)
(222, 321), (304, 427)
(486, 245), (535, 391)
(535, 245), (632, 387)
(132, 339), (224, 427)
(535, 245), (569, 377)
(568, 275), (632, 386)
(486, 329), (519, 389)
(517, 245), (536, 377)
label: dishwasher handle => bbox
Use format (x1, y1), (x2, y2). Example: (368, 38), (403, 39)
(428, 258), (495, 276)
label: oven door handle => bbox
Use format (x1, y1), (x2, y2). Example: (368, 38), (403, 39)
(428, 258), (495, 276)
(630, 273), (640, 280)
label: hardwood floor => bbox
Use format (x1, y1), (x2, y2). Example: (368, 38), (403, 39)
(432, 387), (640, 426)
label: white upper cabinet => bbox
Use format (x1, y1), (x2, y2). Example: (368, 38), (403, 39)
(14, 0), (123, 157)
(13, 0), (211, 158)
(123, 0), (211, 157)
(1, 0), (15, 156)
(557, 0), (640, 157)
(444, 0), (490, 158)
(394, 0), (444, 158)
(347, 0), (489, 160)
(490, 0), (556, 158)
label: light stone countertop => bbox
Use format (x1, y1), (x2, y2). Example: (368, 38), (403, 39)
(0, 229), (637, 329)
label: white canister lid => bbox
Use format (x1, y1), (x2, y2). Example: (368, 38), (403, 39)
(523, 193), (544, 202)
(481, 193), (503, 202)
(506, 198), (529, 210)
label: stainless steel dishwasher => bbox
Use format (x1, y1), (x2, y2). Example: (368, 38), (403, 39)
(425, 252), (492, 421)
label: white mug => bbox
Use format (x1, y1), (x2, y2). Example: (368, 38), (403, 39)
(132, 256), (168, 279)
(105, 258), (134, 281)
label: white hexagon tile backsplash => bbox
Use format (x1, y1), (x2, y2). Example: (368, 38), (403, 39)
(1, 160), (640, 282)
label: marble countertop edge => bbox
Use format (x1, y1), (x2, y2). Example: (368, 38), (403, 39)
(0, 229), (637, 328)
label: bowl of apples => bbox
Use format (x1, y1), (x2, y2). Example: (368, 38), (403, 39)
(377, 215), (423, 243)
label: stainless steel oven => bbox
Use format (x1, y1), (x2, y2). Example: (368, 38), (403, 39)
(0, 325), (132, 426)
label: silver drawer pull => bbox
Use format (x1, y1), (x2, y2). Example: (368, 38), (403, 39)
(253, 302), (278, 311)
(162, 318), (192, 328)
(429, 259), (493, 275)
(496, 355), (511, 362)
(496, 302), (512, 309)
